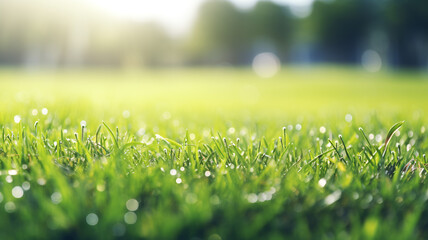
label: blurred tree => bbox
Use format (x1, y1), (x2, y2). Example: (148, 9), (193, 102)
(384, 0), (428, 67)
(119, 22), (173, 67)
(308, 0), (375, 63)
(0, 0), (174, 68)
(1, 0), (428, 69)
(187, 0), (250, 65)
(248, 1), (294, 59)
(187, 0), (295, 64)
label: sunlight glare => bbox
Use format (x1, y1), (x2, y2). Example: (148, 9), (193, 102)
(88, 0), (201, 35)
(88, 0), (314, 35)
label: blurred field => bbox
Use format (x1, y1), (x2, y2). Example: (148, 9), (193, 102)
(2, 66), (427, 144)
(2, 66), (428, 123)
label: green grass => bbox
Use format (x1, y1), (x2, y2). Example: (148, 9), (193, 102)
(0, 67), (428, 239)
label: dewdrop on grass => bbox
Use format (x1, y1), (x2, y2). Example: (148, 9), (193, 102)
(124, 212), (137, 224)
(6, 175), (13, 183)
(51, 192), (62, 204)
(14, 115), (21, 123)
(12, 186), (24, 198)
(318, 178), (327, 188)
(37, 178), (46, 186)
(126, 199), (139, 211)
(22, 182), (31, 191)
(247, 193), (258, 203)
(228, 127), (235, 134)
(122, 110), (130, 118)
(86, 213), (99, 226)
(4, 202), (16, 213)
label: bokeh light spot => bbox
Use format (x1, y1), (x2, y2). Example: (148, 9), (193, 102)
(252, 52), (281, 78)
(361, 50), (382, 72)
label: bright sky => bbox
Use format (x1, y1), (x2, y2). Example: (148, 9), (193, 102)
(88, 0), (314, 36)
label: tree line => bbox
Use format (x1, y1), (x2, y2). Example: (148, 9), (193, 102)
(0, 0), (427, 68)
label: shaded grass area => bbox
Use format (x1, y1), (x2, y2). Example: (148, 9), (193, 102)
(0, 67), (428, 239)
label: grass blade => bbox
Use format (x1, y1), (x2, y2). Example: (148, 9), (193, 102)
(102, 121), (119, 150)
(382, 121), (404, 157)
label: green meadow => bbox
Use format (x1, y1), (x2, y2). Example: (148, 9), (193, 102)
(0, 67), (428, 239)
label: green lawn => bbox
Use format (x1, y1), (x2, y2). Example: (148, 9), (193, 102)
(0, 67), (428, 239)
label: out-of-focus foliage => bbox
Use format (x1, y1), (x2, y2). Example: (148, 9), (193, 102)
(306, 0), (428, 67)
(0, 0), (174, 68)
(249, 1), (295, 57)
(0, 0), (427, 68)
(187, 0), (294, 65)
(186, 0), (249, 64)
(383, 0), (428, 67)
(307, 0), (374, 63)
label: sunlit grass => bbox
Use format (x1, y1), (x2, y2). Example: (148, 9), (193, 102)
(0, 67), (427, 239)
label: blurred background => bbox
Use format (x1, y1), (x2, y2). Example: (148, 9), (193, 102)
(1, 0), (427, 72)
